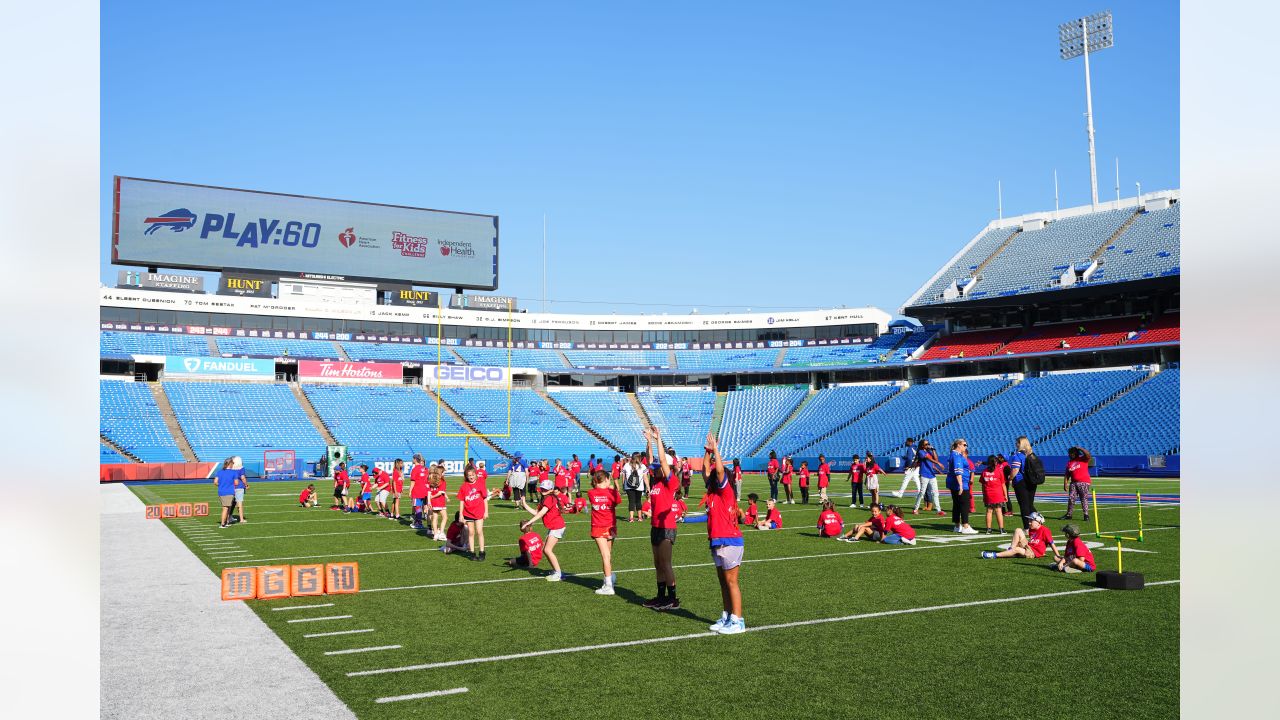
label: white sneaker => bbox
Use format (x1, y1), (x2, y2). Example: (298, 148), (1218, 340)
(547, 572), (562, 582)
(890, 491), (903, 498)
(718, 618), (746, 635)
(709, 613), (730, 633)
(609, 573), (617, 586)
(961, 526), (979, 535)
(594, 584), (615, 595)
(849, 503), (856, 508)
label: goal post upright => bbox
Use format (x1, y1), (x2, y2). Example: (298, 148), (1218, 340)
(434, 297), (514, 468)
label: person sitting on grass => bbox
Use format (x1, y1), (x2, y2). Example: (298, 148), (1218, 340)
(817, 500), (844, 538)
(742, 493), (760, 526)
(838, 503), (889, 542)
(505, 524), (544, 570)
(755, 498), (783, 530)
(1055, 524), (1096, 573)
(881, 505), (916, 545)
(298, 484), (316, 508)
(438, 511), (469, 555)
(981, 512), (1056, 560)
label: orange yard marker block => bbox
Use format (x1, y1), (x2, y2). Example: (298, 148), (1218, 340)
(221, 567), (256, 601)
(177, 503), (193, 518)
(290, 564), (324, 597)
(257, 565), (292, 600)
(161, 503), (178, 519)
(193, 503), (209, 517)
(325, 563), (360, 594)
(145, 505), (163, 520)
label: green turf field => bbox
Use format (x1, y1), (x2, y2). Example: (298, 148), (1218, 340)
(130, 475), (1179, 719)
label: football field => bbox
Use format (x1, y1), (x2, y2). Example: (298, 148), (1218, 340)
(128, 475), (1180, 719)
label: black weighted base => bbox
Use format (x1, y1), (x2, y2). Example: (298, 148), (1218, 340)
(1096, 570), (1145, 590)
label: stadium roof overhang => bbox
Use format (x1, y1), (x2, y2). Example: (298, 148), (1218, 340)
(901, 275), (1179, 319)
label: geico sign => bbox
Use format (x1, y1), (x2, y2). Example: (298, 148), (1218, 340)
(434, 366), (505, 382)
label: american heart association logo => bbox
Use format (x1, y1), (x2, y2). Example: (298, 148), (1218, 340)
(339, 228), (356, 248)
(183, 358), (201, 372)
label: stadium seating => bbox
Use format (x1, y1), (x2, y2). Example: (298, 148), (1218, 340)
(1037, 368), (1180, 456)
(1126, 312), (1179, 345)
(800, 378), (1012, 458)
(452, 347), (569, 370)
(997, 317), (1139, 356)
(341, 341), (459, 363)
(636, 389), (717, 455)
(302, 383), (473, 466)
(214, 336), (342, 359)
(717, 386), (808, 458)
(891, 328), (939, 361)
(100, 331), (210, 358)
(442, 388), (611, 460)
(163, 381), (326, 463)
(971, 209), (1136, 299)
(923, 369), (1146, 459)
(100, 445), (131, 463)
(1093, 203), (1180, 284)
(99, 379), (186, 462)
(546, 389), (649, 454)
(766, 384), (901, 456)
(918, 328), (1020, 360)
(674, 349), (779, 371)
(564, 350), (670, 369)
(780, 334), (902, 368)
(912, 227), (1018, 305)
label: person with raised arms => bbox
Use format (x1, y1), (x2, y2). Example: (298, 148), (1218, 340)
(702, 432), (746, 634)
(643, 426), (682, 610)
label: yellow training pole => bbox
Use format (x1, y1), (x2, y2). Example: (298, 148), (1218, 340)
(1137, 492), (1144, 542)
(1092, 487), (1100, 536)
(464, 436), (470, 470)
(1116, 538), (1124, 574)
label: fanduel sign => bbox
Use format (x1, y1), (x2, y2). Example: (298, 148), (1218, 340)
(165, 356), (274, 377)
(426, 364), (508, 388)
(298, 360), (403, 383)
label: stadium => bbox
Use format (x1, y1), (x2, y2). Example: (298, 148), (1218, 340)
(93, 6), (1182, 720)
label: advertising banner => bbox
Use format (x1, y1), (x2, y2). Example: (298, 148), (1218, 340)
(218, 273), (274, 298)
(386, 288), (441, 308)
(298, 360), (403, 383)
(116, 270), (204, 293)
(449, 294), (517, 312)
(425, 364), (508, 388)
(164, 356), (275, 378)
(113, 176), (499, 289)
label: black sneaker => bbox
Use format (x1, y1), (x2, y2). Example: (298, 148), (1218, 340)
(478, 551), (487, 561)
(657, 598), (680, 611)
(642, 597), (666, 609)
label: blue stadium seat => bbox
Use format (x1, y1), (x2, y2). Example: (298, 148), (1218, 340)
(100, 331), (209, 358)
(636, 389), (718, 456)
(564, 350), (670, 369)
(215, 336), (342, 359)
(100, 379), (185, 462)
(302, 383), (475, 466)
(767, 384), (901, 456)
(440, 388), (611, 461)
(547, 389), (648, 454)
(341, 341), (460, 363)
(674, 349), (778, 371)
(717, 386), (808, 458)
(1036, 368), (1180, 456)
(163, 381), (326, 463)
(452, 347), (568, 370)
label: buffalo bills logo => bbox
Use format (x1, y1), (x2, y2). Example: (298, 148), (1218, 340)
(143, 209), (198, 235)
(338, 227), (356, 248)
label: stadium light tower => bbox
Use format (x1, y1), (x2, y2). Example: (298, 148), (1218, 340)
(1059, 10), (1114, 209)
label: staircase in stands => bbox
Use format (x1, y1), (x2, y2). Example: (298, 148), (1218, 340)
(879, 379), (1021, 457)
(788, 385), (907, 456)
(709, 392), (727, 440)
(538, 388), (626, 455)
(747, 389), (814, 456)
(628, 392), (654, 431)
(100, 435), (141, 463)
(149, 382), (197, 462)
(289, 382), (338, 446)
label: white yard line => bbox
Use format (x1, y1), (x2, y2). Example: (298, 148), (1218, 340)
(271, 603), (336, 612)
(375, 687), (469, 703)
(286, 615), (354, 624)
(325, 645), (402, 656)
(304, 628), (375, 639)
(349, 581), (1180, 677)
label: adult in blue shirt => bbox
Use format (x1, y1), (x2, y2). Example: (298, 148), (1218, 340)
(946, 438), (977, 534)
(507, 452), (531, 508)
(891, 437), (920, 499)
(1009, 436), (1040, 530)
(213, 458), (240, 528)
(914, 439), (945, 515)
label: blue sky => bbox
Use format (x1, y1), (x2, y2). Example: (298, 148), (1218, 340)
(102, 1), (1178, 316)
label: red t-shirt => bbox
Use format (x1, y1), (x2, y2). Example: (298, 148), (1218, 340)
(611, 461), (622, 479)
(519, 532), (543, 567)
(458, 481), (486, 520)
(374, 469), (391, 491)
(1027, 525), (1054, 558)
(766, 507), (783, 528)
(299, 488), (313, 503)
(446, 520), (464, 545)
(337, 469), (350, 489)
(818, 462), (831, 487)
(704, 472), (742, 541)
(554, 466), (569, 490)
(743, 502), (759, 526)
(476, 467), (488, 492)
(649, 470), (681, 529)
(865, 463), (883, 477)
(798, 468), (810, 487)
(391, 469), (404, 495)
(569, 460), (581, 479)
(767, 459), (779, 475)
(641, 499), (652, 513)
(429, 478), (448, 509)
(588, 487), (621, 531)
(887, 514), (915, 540)
(850, 461), (865, 482)
(869, 513), (889, 533)
(409, 465), (429, 499)
(359, 472), (372, 494)
(818, 509), (843, 536)
(674, 498), (687, 520)
(1066, 460), (1092, 484)
(1065, 536), (1094, 566)
(980, 470), (1007, 504)
(571, 497), (588, 514)
(780, 463), (793, 485)
(538, 493), (566, 531)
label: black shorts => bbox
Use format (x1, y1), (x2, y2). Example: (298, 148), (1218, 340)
(650, 527), (677, 546)
(333, 487), (343, 499)
(513, 553), (530, 568)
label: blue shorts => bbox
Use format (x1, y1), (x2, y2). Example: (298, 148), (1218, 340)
(233, 488), (245, 502)
(769, 521), (779, 530)
(883, 533), (904, 544)
(362, 492), (372, 501)
(412, 498), (425, 508)
(1082, 561), (1095, 572)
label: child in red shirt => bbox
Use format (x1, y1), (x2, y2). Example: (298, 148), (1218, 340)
(457, 467), (490, 562)
(847, 456), (866, 509)
(863, 452), (883, 509)
(521, 480), (566, 581)
(427, 467), (449, 541)
(1063, 447), (1093, 521)
(980, 455), (1008, 534)
(816, 454), (831, 504)
(840, 503), (888, 542)
(743, 493), (760, 526)
(439, 512), (469, 555)
(587, 471), (622, 595)
(882, 505), (916, 545)
(672, 492), (688, 523)
(506, 527), (545, 569)
(1055, 523), (1096, 572)
(780, 458), (795, 505)
(798, 461), (811, 505)
(983, 512), (1057, 560)
(754, 498), (783, 530)
(298, 484), (316, 508)
(816, 500), (843, 538)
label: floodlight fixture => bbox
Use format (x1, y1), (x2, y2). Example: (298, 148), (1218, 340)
(1059, 10), (1114, 208)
